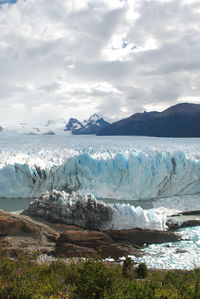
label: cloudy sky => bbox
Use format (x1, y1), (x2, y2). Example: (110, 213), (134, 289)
(0, 0), (200, 125)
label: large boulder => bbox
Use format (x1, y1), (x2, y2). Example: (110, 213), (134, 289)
(0, 210), (56, 239)
(0, 211), (57, 256)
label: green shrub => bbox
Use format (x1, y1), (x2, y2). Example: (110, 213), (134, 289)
(136, 262), (148, 279)
(0, 251), (199, 299)
(67, 258), (119, 298)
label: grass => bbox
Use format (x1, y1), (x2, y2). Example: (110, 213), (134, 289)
(0, 251), (199, 298)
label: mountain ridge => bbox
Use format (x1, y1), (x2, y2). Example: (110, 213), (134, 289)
(98, 103), (200, 137)
(65, 113), (110, 135)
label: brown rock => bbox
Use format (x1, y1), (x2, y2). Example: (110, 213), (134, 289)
(0, 211), (57, 240)
(0, 211), (58, 257)
(57, 230), (112, 248)
(106, 228), (180, 246)
(179, 220), (200, 228)
(55, 243), (95, 258)
(0, 211), (180, 260)
(55, 230), (142, 259)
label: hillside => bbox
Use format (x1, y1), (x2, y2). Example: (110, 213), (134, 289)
(98, 103), (200, 137)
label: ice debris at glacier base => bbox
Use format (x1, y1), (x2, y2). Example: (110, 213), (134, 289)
(22, 190), (167, 231)
(133, 226), (200, 270)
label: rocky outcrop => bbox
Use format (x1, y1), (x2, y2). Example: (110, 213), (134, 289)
(167, 219), (200, 230)
(55, 230), (141, 258)
(106, 229), (180, 246)
(0, 211), (58, 256)
(0, 211), (180, 259)
(0, 211), (57, 238)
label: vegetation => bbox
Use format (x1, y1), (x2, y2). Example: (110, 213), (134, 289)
(0, 251), (199, 298)
(135, 263), (148, 279)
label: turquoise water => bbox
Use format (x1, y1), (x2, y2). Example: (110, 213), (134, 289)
(0, 197), (33, 214)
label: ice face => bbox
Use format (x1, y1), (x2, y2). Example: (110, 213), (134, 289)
(0, 135), (200, 200)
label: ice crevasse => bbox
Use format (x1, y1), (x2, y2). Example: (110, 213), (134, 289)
(0, 149), (200, 200)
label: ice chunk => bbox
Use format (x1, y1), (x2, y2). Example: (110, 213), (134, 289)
(22, 190), (167, 231)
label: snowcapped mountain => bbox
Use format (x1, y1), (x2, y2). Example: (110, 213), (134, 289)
(1, 119), (68, 136)
(65, 118), (84, 132)
(1, 113), (110, 136)
(65, 113), (110, 135)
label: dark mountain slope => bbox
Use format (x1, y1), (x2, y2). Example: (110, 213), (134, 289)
(98, 103), (200, 137)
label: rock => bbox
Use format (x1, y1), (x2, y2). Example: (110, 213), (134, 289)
(0, 211), (58, 256)
(0, 211), (180, 260)
(55, 243), (95, 258)
(167, 218), (200, 230)
(178, 220), (200, 229)
(57, 230), (113, 248)
(0, 211), (57, 239)
(179, 210), (200, 216)
(175, 249), (187, 254)
(55, 230), (142, 259)
(106, 229), (180, 246)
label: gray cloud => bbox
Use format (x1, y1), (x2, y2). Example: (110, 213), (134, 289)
(0, 0), (200, 125)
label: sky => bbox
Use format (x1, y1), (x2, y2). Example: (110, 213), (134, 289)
(0, 0), (200, 125)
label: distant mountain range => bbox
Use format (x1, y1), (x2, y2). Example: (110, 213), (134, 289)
(98, 103), (200, 137)
(1, 103), (200, 137)
(0, 114), (110, 135)
(65, 113), (110, 135)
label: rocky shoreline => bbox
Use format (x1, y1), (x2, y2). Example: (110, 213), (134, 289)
(0, 210), (180, 259)
(1, 190), (199, 260)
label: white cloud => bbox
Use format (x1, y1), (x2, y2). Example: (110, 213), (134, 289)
(0, 0), (200, 125)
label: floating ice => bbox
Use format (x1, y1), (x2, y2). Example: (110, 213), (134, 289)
(133, 226), (200, 270)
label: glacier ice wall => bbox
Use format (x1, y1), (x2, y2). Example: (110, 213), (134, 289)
(22, 190), (166, 231)
(0, 148), (200, 200)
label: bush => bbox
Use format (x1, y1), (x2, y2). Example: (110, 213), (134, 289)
(67, 258), (119, 298)
(136, 263), (148, 279)
(122, 257), (133, 277)
(0, 251), (199, 298)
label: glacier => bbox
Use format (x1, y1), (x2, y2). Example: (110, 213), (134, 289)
(22, 190), (167, 231)
(0, 135), (200, 200)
